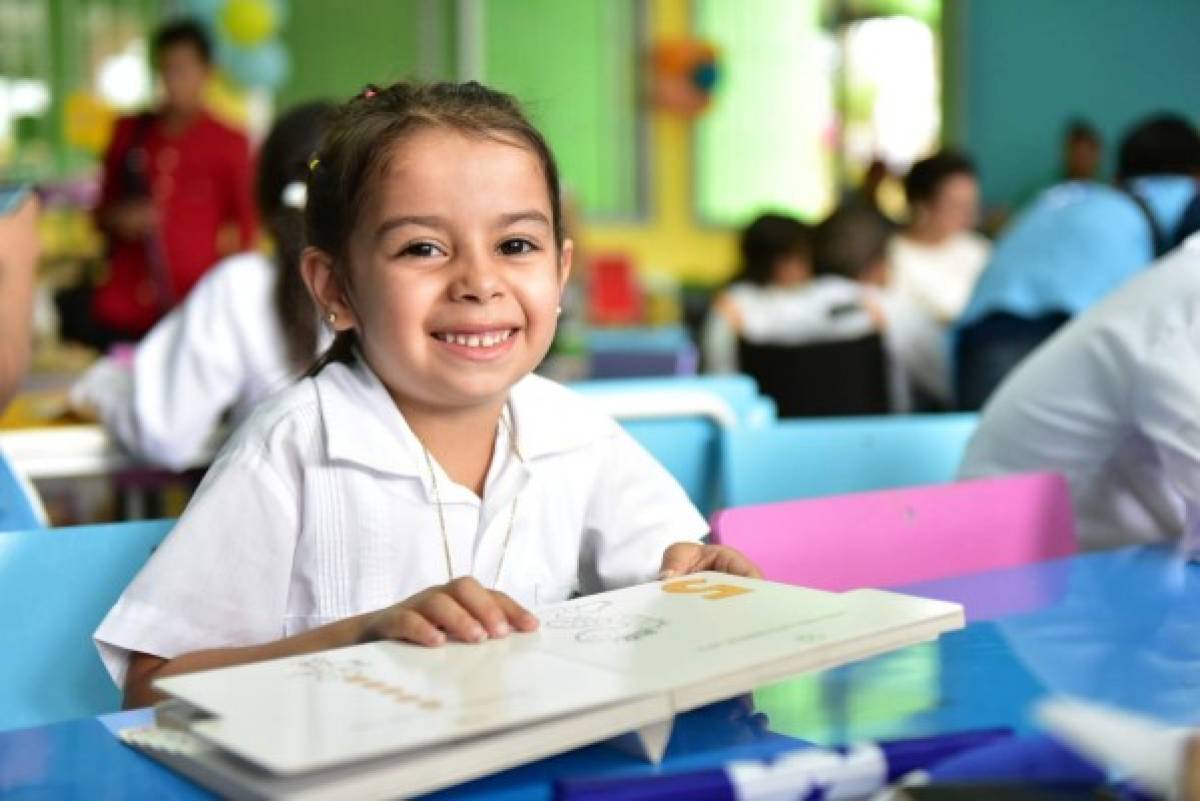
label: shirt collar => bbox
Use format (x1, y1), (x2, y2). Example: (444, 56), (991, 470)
(315, 359), (425, 477)
(314, 361), (610, 478)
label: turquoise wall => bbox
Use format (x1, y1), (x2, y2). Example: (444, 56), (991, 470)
(958, 0), (1200, 210)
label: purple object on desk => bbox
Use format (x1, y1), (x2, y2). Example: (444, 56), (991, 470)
(927, 733), (1103, 784)
(555, 729), (1013, 801)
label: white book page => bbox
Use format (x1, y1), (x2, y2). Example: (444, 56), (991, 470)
(154, 574), (962, 776)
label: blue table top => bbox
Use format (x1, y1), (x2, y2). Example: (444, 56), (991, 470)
(2, 546), (1195, 799)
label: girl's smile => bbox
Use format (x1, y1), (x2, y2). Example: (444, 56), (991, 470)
(431, 326), (519, 360)
(309, 126), (572, 417)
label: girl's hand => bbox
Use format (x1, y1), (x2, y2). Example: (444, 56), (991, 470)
(359, 577), (539, 647)
(658, 542), (763, 580)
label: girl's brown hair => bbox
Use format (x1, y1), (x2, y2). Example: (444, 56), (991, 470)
(256, 100), (335, 373)
(304, 81), (565, 375)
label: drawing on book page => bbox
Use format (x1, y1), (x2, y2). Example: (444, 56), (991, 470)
(542, 600), (668, 643)
(290, 656), (442, 710)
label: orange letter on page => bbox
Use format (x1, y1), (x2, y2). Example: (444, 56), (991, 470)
(661, 578), (751, 600)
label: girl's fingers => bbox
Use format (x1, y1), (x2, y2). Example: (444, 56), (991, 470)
(419, 591), (489, 643)
(709, 546), (763, 579)
(658, 542), (704, 579)
(492, 591), (540, 632)
(377, 608), (446, 647)
(660, 543), (763, 579)
(446, 577), (512, 638)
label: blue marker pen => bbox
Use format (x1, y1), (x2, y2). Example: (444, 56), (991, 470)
(555, 728), (1012, 801)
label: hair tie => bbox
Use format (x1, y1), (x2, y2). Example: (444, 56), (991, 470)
(281, 181), (306, 210)
(360, 84), (380, 100)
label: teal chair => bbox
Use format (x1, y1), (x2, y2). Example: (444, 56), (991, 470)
(0, 450), (44, 531)
(571, 376), (776, 515)
(720, 413), (978, 508)
(0, 519), (174, 731)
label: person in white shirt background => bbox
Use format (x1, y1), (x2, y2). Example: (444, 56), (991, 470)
(703, 212), (892, 370)
(881, 151), (990, 409)
(96, 81), (760, 708)
(68, 101), (334, 471)
(887, 150), (990, 328)
(959, 232), (1200, 553)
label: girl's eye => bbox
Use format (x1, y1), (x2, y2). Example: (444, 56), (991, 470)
(401, 242), (443, 258)
(499, 238), (538, 256)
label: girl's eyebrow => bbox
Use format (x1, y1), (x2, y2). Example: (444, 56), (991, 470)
(497, 210), (551, 229)
(375, 211), (550, 239)
(375, 215), (446, 239)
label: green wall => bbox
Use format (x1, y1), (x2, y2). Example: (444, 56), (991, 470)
(483, 0), (643, 219)
(276, 0), (453, 109)
(957, 0), (1200, 211)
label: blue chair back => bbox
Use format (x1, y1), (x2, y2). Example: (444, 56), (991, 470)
(0, 519), (174, 731)
(584, 327), (698, 378)
(720, 413), (978, 508)
(583, 325), (691, 353)
(571, 376), (776, 514)
(0, 450), (42, 531)
(570, 375), (775, 425)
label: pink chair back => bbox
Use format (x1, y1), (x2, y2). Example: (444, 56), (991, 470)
(711, 472), (1077, 591)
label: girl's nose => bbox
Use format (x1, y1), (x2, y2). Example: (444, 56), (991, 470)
(450, 250), (505, 303)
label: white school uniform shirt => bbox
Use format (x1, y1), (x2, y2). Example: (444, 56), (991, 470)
(702, 277), (943, 409)
(958, 234), (1200, 552)
(94, 359), (708, 686)
(887, 231), (990, 324)
(702, 278), (879, 374)
(69, 252), (316, 471)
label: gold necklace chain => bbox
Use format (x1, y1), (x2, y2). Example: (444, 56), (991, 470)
(420, 406), (523, 588)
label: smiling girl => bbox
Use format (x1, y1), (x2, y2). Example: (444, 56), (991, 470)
(96, 82), (759, 708)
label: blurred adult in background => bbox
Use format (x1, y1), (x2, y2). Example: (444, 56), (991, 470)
(1063, 118), (1103, 182)
(68, 102), (330, 471)
(841, 157), (898, 227)
(0, 191), (39, 411)
(954, 113), (1200, 411)
(887, 151), (990, 328)
(877, 151), (989, 408)
(67, 18), (256, 351)
(960, 233), (1200, 552)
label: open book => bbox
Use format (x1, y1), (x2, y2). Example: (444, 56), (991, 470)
(122, 572), (963, 800)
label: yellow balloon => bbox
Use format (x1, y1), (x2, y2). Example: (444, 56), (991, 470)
(221, 0), (276, 46)
(64, 91), (116, 155)
(204, 72), (251, 128)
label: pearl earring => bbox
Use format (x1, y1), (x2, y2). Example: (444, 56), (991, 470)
(325, 310), (337, 325)
(556, 305), (563, 316)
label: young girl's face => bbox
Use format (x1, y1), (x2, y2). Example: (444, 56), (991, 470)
(338, 127), (571, 415)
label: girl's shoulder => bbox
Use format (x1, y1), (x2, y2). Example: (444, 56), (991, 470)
(508, 374), (626, 457)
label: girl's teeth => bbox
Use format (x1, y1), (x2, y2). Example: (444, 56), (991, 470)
(439, 331), (511, 347)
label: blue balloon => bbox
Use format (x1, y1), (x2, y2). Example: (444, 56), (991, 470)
(176, 0), (224, 22)
(222, 41), (290, 90)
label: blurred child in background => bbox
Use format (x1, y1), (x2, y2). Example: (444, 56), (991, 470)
(704, 212), (873, 373)
(68, 102), (332, 471)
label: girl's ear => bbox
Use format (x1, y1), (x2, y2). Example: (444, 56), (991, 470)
(557, 238), (574, 294)
(300, 246), (357, 331)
